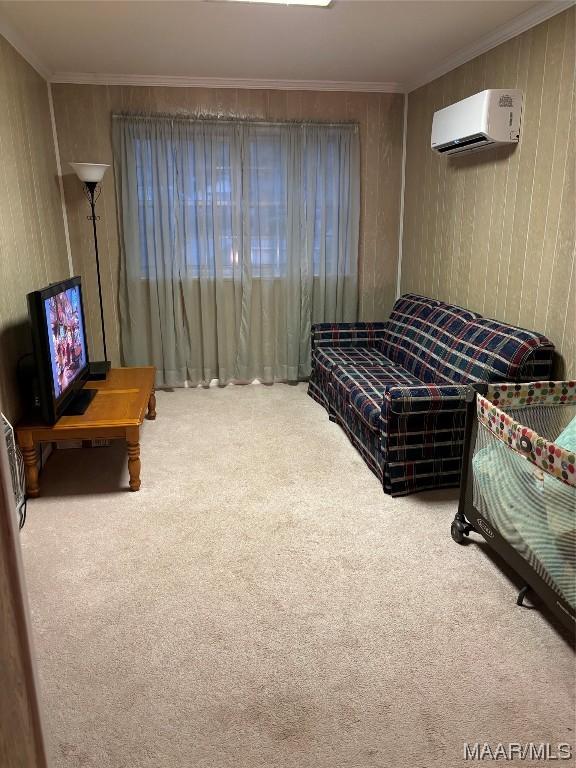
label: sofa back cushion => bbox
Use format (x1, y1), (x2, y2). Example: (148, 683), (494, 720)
(379, 294), (554, 385)
(378, 294), (480, 384)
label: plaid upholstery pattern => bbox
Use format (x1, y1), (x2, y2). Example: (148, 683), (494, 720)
(309, 346), (390, 413)
(386, 384), (470, 414)
(311, 322), (388, 350)
(309, 294), (555, 496)
(441, 317), (555, 384)
(336, 402), (384, 481)
(377, 294), (555, 386)
(378, 294), (478, 384)
(384, 385), (469, 495)
(314, 346), (389, 373)
(332, 362), (421, 431)
(518, 347), (558, 381)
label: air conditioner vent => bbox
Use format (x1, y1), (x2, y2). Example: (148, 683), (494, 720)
(435, 133), (492, 154)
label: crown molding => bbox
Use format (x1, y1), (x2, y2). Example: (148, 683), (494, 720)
(2, 0), (573, 96)
(0, 13), (50, 80)
(49, 72), (404, 93)
(406, 0), (575, 93)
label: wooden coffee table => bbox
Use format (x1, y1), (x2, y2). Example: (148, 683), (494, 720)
(17, 367), (156, 497)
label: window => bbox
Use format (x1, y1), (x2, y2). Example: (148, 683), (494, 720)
(134, 122), (356, 280)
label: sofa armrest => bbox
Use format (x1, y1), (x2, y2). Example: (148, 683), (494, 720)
(382, 384), (470, 455)
(380, 384), (471, 495)
(517, 345), (556, 382)
(311, 322), (388, 350)
(385, 384), (470, 416)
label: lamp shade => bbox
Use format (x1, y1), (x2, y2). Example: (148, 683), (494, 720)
(69, 162), (110, 183)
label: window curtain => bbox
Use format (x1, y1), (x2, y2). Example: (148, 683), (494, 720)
(113, 114), (360, 387)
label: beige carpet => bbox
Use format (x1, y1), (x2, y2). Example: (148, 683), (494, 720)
(20, 383), (575, 768)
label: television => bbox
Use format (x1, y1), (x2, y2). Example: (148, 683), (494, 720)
(27, 277), (95, 424)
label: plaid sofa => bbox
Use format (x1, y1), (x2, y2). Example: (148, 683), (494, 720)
(308, 294), (555, 496)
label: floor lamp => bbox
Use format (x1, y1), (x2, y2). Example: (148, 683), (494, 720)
(69, 162), (111, 380)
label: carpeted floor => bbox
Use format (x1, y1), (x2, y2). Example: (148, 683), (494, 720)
(20, 384), (575, 768)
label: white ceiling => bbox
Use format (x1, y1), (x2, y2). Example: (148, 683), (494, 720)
(0, 0), (571, 92)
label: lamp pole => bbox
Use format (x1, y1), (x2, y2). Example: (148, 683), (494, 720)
(69, 163), (110, 379)
(84, 181), (108, 364)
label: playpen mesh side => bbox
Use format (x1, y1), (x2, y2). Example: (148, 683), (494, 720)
(471, 382), (576, 609)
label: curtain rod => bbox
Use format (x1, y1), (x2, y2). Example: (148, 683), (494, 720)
(112, 112), (358, 129)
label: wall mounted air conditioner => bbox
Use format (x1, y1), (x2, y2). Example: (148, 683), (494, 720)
(431, 89), (522, 156)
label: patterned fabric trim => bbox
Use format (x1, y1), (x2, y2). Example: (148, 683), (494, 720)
(477, 391), (576, 488)
(311, 322), (388, 350)
(485, 380), (576, 408)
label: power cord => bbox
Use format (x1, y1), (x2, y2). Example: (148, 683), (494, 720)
(19, 497), (27, 530)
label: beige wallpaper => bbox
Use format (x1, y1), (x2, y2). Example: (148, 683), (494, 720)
(0, 35), (69, 421)
(402, 7), (575, 378)
(51, 85), (405, 366)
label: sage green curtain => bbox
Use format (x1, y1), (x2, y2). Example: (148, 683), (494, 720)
(113, 115), (359, 387)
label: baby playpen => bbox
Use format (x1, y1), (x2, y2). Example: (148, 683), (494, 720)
(453, 381), (575, 631)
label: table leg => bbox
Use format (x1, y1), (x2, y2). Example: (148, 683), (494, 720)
(146, 389), (157, 420)
(21, 445), (40, 498)
(127, 429), (141, 491)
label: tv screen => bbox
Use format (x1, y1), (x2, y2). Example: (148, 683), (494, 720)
(44, 284), (88, 400)
(27, 277), (91, 424)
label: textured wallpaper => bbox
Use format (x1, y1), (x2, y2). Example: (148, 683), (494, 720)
(402, 7), (575, 378)
(0, 35), (69, 421)
(51, 85), (405, 366)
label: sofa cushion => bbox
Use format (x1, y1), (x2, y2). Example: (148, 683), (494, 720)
(378, 294), (480, 384)
(313, 346), (390, 376)
(332, 358), (421, 432)
(311, 347), (394, 414)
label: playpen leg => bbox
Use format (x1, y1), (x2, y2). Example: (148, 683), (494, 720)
(516, 585), (530, 606)
(451, 511), (475, 544)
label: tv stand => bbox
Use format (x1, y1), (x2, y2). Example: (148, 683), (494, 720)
(62, 388), (97, 416)
(16, 367), (156, 497)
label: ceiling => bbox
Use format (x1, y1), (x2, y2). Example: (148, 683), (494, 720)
(0, 0), (570, 92)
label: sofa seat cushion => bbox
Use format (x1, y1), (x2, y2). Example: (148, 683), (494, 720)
(313, 346), (390, 376)
(332, 358), (422, 432)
